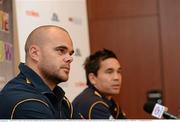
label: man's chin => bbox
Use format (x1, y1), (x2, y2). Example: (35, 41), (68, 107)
(112, 90), (120, 95)
(61, 79), (68, 82)
(54, 76), (69, 84)
(60, 76), (69, 82)
(62, 77), (69, 82)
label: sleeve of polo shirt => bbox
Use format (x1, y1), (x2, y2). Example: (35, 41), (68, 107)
(11, 100), (54, 119)
(89, 102), (112, 119)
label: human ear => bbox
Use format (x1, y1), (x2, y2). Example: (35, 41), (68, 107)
(88, 73), (97, 85)
(28, 45), (40, 62)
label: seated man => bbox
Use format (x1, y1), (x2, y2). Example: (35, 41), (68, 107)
(0, 25), (77, 119)
(73, 49), (127, 119)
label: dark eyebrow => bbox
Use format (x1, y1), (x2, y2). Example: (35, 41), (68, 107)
(54, 45), (67, 50)
(105, 67), (122, 72)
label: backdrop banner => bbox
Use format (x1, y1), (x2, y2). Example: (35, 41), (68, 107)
(0, 0), (14, 90)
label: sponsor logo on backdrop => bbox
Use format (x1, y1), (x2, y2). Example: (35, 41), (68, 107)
(74, 48), (82, 57)
(68, 17), (82, 25)
(26, 10), (39, 17)
(51, 12), (60, 22)
(75, 81), (86, 87)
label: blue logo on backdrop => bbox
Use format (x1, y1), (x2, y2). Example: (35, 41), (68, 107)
(51, 13), (60, 22)
(74, 48), (82, 57)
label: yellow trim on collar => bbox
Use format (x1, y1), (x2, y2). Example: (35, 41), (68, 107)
(94, 91), (102, 98)
(63, 97), (73, 118)
(26, 78), (31, 84)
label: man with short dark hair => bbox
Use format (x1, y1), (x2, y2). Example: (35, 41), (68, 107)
(73, 49), (127, 119)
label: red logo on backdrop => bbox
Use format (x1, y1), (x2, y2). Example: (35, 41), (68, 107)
(75, 81), (86, 87)
(68, 17), (82, 25)
(25, 10), (39, 17)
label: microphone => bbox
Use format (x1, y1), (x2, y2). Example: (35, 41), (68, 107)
(143, 101), (178, 119)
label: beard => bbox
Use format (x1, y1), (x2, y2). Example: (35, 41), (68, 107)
(40, 66), (68, 84)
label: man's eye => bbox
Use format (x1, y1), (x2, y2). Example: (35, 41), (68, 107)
(106, 70), (113, 74)
(57, 49), (67, 55)
(117, 69), (122, 74)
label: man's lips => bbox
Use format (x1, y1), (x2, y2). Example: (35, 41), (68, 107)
(112, 84), (121, 89)
(61, 67), (70, 73)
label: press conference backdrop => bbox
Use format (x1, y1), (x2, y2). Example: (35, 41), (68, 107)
(14, 0), (90, 101)
(0, 0), (14, 90)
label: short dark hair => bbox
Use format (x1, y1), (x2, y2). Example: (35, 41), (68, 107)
(84, 49), (118, 86)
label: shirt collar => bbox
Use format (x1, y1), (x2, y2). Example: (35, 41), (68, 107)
(19, 63), (52, 94)
(90, 85), (114, 104)
(53, 85), (65, 101)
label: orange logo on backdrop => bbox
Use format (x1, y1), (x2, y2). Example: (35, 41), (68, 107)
(75, 81), (86, 87)
(26, 10), (39, 17)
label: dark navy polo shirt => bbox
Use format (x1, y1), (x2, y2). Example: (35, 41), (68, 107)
(0, 63), (73, 119)
(72, 85), (127, 119)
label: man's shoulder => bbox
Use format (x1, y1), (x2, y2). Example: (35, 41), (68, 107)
(0, 76), (47, 108)
(73, 87), (107, 110)
(74, 87), (102, 101)
(72, 87), (110, 119)
(0, 77), (51, 119)
(1, 76), (39, 96)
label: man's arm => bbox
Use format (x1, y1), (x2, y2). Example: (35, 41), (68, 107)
(89, 102), (112, 119)
(12, 99), (54, 119)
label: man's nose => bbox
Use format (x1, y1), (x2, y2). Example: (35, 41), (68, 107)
(63, 55), (73, 63)
(114, 72), (122, 80)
